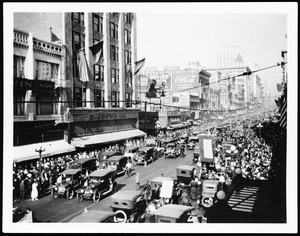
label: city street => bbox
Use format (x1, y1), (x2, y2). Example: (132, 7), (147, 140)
(13, 149), (195, 223)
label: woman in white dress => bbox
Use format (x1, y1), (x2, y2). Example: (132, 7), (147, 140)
(31, 179), (39, 201)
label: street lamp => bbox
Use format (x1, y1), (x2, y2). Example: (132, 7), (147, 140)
(35, 143), (45, 178)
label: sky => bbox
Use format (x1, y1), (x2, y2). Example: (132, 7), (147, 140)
(137, 13), (287, 96)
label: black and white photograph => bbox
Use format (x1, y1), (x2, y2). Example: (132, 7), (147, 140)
(3, 2), (298, 234)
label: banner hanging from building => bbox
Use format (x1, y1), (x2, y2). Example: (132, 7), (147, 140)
(198, 134), (216, 163)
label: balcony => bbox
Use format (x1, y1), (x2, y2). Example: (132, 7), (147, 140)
(14, 29), (29, 48)
(33, 38), (62, 57)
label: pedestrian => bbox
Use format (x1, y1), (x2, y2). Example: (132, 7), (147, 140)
(19, 179), (25, 202)
(31, 179), (39, 201)
(125, 160), (132, 177)
(135, 173), (141, 190)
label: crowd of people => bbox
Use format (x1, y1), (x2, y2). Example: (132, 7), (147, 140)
(13, 110), (280, 209)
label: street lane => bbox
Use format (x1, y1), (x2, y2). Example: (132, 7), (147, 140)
(14, 149), (195, 223)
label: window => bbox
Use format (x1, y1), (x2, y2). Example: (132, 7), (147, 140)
(124, 29), (131, 45)
(94, 64), (104, 82)
(110, 45), (119, 62)
(110, 22), (118, 39)
(124, 13), (132, 24)
(13, 56), (25, 78)
(72, 31), (85, 77)
(111, 68), (119, 84)
(14, 92), (25, 115)
(74, 87), (86, 107)
(35, 60), (59, 80)
(125, 93), (132, 108)
(125, 50), (131, 64)
(36, 93), (54, 115)
(111, 91), (119, 108)
(95, 89), (105, 107)
(72, 12), (84, 25)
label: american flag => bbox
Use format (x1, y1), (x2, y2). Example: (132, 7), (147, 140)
(279, 96), (287, 128)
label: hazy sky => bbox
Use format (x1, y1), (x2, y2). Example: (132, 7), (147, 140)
(12, 3), (290, 97)
(137, 13), (287, 96)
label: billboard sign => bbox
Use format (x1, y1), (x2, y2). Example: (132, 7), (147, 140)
(199, 134), (216, 163)
(172, 70), (199, 93)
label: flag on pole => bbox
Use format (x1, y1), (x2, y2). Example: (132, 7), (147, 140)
(133, 58), (146, 75)
(279, 97), (287, 128)
(89, 41), (103, 65)
(77, 51), (91, 82)
(50, 28), (61, 42)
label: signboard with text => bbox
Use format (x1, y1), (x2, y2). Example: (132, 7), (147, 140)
(172, 70), (199, 93)
(199, 134), (216, 163)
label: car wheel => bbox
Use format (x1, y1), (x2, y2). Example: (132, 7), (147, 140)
(93, 191), (101, 202)
(66, 188), (75, 200)
(114, 210), (127, 223)
(77, 193), (84, 202)
(51, 189), (58, 199)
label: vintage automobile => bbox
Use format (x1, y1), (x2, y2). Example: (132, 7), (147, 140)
(98, 151), (122, 168)
(110, 190), (147, 223)
(164, 142), (180, 159)
(67, 158), (97, 174)
(150, 176), (175, 200)
(188, 136), (199, 150)
(193, 146), (200, 163)
(201, 179), (222, 208)
(153, 204), (198, 223)
(106, 155), (128, 176)
(69, 210), (117, 223)
(222, 142), (237, 154)
(176, 165), (196, 186)
(76, 169), (117, 202)
(136, 147), (154, 165)
(51, 169), (85, 199)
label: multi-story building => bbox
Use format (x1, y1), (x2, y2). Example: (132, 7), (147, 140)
(13, 12), (146, 162)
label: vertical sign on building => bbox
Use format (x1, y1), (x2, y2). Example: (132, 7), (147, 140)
(199, 134), (215, 163)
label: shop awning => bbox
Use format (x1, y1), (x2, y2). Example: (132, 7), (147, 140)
(13, 140), (76, 163)
(169, 123), (186, 129)
(71, 129), (147, 148)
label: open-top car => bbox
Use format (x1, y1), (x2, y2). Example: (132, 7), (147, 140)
(153, 204), (197, 223)
(67, 158), (97, 174)
(76, 169), (117, 202)
(110, 190), (147, 223)
(106, 155), (128, 176)
(176, 165), (196, 186)
(51, 168), (85, 199)
(69, 210), (117, 223)
(136, 147), (154, 165)
(164, 142), (180, 158)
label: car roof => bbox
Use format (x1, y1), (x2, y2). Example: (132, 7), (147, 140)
(125, 146), (139, 151)
(176, 165), (195, 171)
(61, 169), (82, 175)
(99, 151), (121, 156)
(69, 158), (96, 165)
(150, 176), (174, 184)
(69, 210), (116, 223)
(138, 147), (154, 151)
(89, 169), (115, 177)
(111, 190), (141, 201)
(153, 204), (194, 219)
(109, 155), (127, 161)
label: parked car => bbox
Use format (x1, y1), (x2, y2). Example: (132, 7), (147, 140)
(98, 151), (122, 168)
(176, 165), (196, 186)
(188, 136), (199, 150)
(201, 179), (222, 208)
(110, 190), (147, 223)
(164, 142), (180, 159)
(69, 210), (117, 223)
(76, 169), (117, 202)
(136, 147), (154, 165)
(51, 169), (85, 199)
(193, 146), (200, 163)
(153, 204), (198, 223)
(107, 155), (128, 176)
(67, 158), (97, 174)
